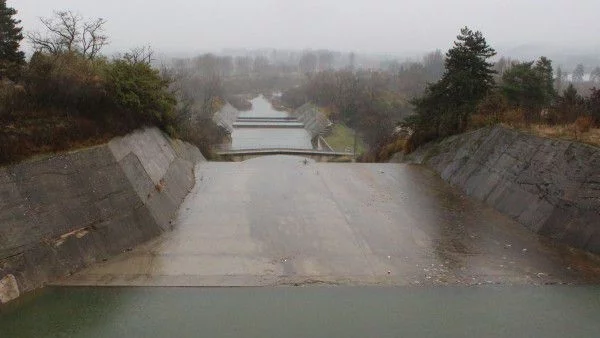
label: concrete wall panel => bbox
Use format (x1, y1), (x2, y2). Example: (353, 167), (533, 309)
(400, 126), (600, 254)
(0, 128), (202, 303)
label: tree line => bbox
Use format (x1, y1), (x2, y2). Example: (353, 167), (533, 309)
(404, 27), (600, 152)
(279, 53), (444, 150)
(0, 4), (218, 163)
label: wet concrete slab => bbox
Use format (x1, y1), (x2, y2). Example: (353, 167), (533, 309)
(59, 156), (600, 287)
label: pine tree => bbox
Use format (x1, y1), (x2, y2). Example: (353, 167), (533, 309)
(410, 27), (496, 139)
(0, 0), (25, 80)
(534, 56), (555, 100)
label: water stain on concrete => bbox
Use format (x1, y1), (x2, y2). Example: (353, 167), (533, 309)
(60, 155), (600, 287)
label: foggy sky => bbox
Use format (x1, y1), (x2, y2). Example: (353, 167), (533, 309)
(10, 0), (600, 56)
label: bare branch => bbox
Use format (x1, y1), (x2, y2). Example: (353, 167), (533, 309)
(26, 31), (61, 54)
(82, 18), (108, 59)
(123, 46), (154, 65)
(27, 10), (108, 59)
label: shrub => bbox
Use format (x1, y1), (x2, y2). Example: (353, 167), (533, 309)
(24, 52), (107, 114)
(104, 59), (177, 131)
(574, 116), (594, 134)
(501, 109), (527, 127)
(476, 91), (508, 120)
(176, 118), (228, 160)
(589, 88), (600, 125)
(226, 94), (253, 111)
(469, 91), (509, 129)
(1, 51), (182, 164)
(0, 81), (26, 119)
(377, 138), (407, 161)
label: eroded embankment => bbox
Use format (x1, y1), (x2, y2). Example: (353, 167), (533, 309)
(0, 128), (204, 303)
(393, 125), (600, 254)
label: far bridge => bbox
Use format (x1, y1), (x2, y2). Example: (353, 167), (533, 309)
(216, 148), (354, 162)
(215, 96), (341, 161)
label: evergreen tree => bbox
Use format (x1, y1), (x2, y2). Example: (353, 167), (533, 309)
(501, 62), (545, 122)
(588, 87), (600, 123)
(410, 27), (496, 140)
(500, 57), (556, 123)
(572, 64), (585, 83)
(0, 0), (25, 80)
(559, 83), (584, 122)
(535, 56), (555, 100)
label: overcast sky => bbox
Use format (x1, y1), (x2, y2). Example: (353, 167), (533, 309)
(9, 0), (600, 56)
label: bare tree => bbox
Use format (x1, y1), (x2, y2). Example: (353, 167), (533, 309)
(82, 18), (108, 59)
(123, 46), (154, 65)
(423, 50), (445, 81)
(317, 50), (334, 71)
(27, 10), (108, 59)
(299, 52), (317, 74)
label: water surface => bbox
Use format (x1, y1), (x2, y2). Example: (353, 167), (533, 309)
(2, 286), (600, 338)
(238, 95), (289, 119)
(231, 96), (313, 150)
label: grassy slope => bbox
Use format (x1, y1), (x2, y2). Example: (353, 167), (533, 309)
(324, 124), (366, 154)
(524, 124), (600, 148)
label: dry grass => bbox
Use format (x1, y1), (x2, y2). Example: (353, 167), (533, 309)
(1, 112), (117, 165)
(378, 138), (407, 160)
(324, 124), (365, 153)
(470, 109), (600, 148)
(514, 123), (600, 148)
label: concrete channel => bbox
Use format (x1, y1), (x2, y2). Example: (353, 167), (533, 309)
(59, 156), (600, 287)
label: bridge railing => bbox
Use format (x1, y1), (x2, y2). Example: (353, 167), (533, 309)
(215, 148), (354, 156)
(213, 144), (319, 152)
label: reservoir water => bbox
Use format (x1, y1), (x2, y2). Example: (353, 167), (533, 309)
(2, 286), (600, 338)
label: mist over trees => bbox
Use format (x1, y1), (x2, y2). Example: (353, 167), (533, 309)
(572, 64), (585, 83)
(3, 1), (600, 164)
(397, 27), (600, 155)
(278, 50), (446, 153)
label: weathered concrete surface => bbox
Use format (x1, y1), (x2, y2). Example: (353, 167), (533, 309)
(0, 128), (203, 303)
(293, 103), (332, 137)
(392, 126), (600, 254)
(62, 156), (600, 287)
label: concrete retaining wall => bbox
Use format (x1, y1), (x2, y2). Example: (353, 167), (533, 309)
(293, 103), (332, 138)
(0, 128), (204, 303)
(393, 125), (600, 254)
(213, 103), (238, 134)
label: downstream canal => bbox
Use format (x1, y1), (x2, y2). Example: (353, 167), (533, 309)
(230, 95), (313, 150)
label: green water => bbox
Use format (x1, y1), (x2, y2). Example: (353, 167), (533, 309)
(2, 286), (600, 338)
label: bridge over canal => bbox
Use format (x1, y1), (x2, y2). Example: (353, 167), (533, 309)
(215, 95), (340, 161)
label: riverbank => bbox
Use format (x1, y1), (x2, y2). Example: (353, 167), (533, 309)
(392, 125), (600, 254)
